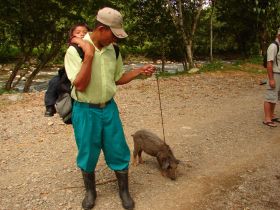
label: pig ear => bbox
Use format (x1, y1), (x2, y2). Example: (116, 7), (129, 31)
(161, 159), (169, 170)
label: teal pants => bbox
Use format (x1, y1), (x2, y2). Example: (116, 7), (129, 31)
(72, 99), (130, 173)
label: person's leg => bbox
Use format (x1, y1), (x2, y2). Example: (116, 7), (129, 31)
(44, 76), (60, 116)
(114, 170), (135, 210)
(72, 102), (104, 171)
(81, 170), (96, 209)
(102, 100), (134, 209)
(271, 102), (276, 119)
(72, 102), (103, 209)
(102, 100), (130, 170)
(44, 105), (56, 117)
(264, 101), (275, 122)
(271, 102), (280, 122)
(264, 75), (279, 126)
(270, 74), (280, 120)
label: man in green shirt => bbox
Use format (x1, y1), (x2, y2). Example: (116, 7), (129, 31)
(64, 7), (155, 210)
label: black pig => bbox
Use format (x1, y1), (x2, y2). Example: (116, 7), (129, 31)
(131, 129), (179, 180)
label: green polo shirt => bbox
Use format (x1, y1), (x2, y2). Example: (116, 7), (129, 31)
(64, 33), (124, 103)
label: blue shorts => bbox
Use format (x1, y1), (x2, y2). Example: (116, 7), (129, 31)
(72, 99), (130, 172)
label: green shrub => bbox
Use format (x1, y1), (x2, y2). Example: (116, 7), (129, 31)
(200, 60), (224, 72)
(0, 87), (18, 95)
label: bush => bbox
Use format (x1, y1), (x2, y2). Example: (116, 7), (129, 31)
(200, 60), (224, 72)
(0, 45), (20, 62)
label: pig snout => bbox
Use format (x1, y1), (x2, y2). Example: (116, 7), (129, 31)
(166, 168), (177, 180)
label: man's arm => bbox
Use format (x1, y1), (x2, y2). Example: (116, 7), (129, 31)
(267, 61), (275, 88)
(73, 43), (95, 91)
(116, 64), (156, 85)
(266, 43), (278, 89)
(71, 37), (88, 53)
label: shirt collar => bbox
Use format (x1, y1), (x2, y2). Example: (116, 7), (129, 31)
(84, 33), (114, 52)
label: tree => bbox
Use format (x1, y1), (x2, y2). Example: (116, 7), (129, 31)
(165, 0), (205, 68)
(118, 0), (181, 70)
(249, 0), (280, 55)
(1, 0), (92, 92)
(209, 0), (215, 61)
(215, 0), (259, 56)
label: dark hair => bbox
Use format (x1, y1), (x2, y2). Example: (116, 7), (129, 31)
(94, 20), (110, 30)
(68, 23), (91, 43)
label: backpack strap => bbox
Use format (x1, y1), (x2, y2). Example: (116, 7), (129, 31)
(113, 44), (120, 59)
(69, 43), (84, 61)
(273, 41), (279, 66)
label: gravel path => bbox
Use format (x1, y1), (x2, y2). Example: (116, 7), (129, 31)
(1, 71), (280, 210)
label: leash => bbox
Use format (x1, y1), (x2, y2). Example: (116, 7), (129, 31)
(155, 71), (166, 143)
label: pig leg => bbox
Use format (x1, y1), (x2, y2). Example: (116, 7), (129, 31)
(133, 145), (140, 166)
(138, 150), (144, 164)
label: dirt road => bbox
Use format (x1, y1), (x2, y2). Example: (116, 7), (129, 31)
(1, 71), (280, 210)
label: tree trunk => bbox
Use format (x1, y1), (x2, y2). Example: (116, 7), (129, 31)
(161, 40), (165, 72)
(23, 44), (61, 92)
(177, 0), (193, 68)
(4, 58), (26, 90)
(210, 0), (215, 62)
(4, 44), (33, 91)
(161, 57), (165, 72)
(12, 73), (26, 88)
(259, 25), (268, 56)
(186, 44), (193, 68)
(22, 64), (43, 92)
(182, 54), (187, 70)
(166, 0), (203, 69)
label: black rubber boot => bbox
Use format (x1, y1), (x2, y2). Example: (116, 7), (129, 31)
(81, 170), (97, 210)
(115, 170), (135, 210)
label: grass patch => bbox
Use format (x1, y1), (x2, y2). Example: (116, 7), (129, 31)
(200, 60), (224, 72)
(0, 86), (18, 95)
(246, 55), (263, 65)
(231, 58), (266, 74)
(199, 57), (266, 74)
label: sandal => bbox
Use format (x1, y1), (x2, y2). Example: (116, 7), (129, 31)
(263, 121), (277, 127)
(272, 118), (280, 123)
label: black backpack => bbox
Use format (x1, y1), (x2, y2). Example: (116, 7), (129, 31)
(56, 43), (85, 97)
(56, 43), (120, 124)
(263, 41), (279, 68)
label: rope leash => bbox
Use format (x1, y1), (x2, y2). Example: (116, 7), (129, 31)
(155, 71), (166, 143)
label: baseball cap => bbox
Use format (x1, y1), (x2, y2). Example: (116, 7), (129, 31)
(97, 7), (128, 39)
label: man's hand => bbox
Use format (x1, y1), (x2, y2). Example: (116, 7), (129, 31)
(71, 37), (95, 57)
(139, 64), (156, 76)
(269, 78), (276, 89)
(72, 41), (95, 91)
(82, 41), (95, 57)
(267, 61), (275, 88)
(116, 64), (156, 85)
